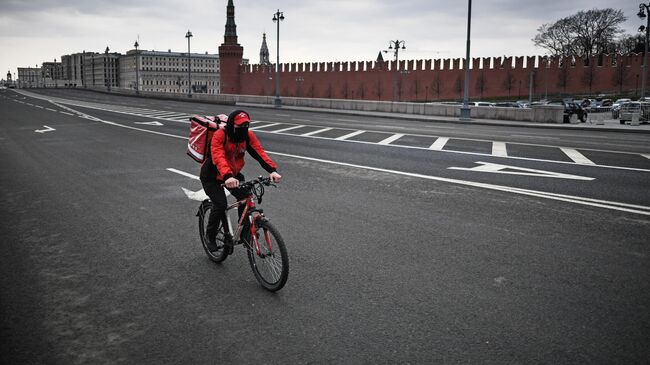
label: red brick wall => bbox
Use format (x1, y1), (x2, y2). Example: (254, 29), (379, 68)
(235, 54), (643, 101)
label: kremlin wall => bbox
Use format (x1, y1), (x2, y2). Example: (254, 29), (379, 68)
(235, 54), (642, 102)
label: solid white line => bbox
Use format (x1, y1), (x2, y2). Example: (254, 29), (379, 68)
(266, 151), (650, 216)
(250, 122), (280, 130)
(335, 130), (365, 140)
(166, 168), (199, 180)
(492, 142), (508, 157)
(429, 137), (449, 150)
(301, 127), (332, 136)
(561, 148), (595, 165)
(272, 125), (304, 133)
(378, 133), (404, 145)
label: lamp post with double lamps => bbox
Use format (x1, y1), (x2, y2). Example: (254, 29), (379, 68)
(460, 0), (473, 120)
(638, 3), (650, 99)
(185, 30), (193, 98)
(384, 40), (406, 63)
(134, 40), (140, 94)
(272, 10), (285, 107)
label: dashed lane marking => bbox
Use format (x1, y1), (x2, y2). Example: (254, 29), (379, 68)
(561, 148), (595, 165)
(492, 142), (508, 157)
(272, 125), (305, 133)
(429, 137), (449, 150)
(250, 122), (280, 130)
(301, 127), (332, 136)
(335, 130), (365, 140)
(378, 133), (405, 145)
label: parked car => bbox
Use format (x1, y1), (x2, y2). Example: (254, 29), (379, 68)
(619, 102), (650, 124)
(494, 102), (521, 108)
(515, 100), (530, 108)
(547, 100), (587, 123)
(612, 98), (631, 119)
(471, 101), (495, 107)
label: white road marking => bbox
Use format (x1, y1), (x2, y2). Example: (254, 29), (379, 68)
(272, 125), (304, 133)
(378, 133), (404, 145)
(135, 121), (164, 126)
(642, 154), (650, 160)
(449, 162), (594, 180)
(250, 122), (280, 130)
(45, 107), (57, 112)
(492, 142), (508, 157)
(429, 137), (449, 150)
(60, 112), (74, 116)
(34, 105), (44, 109)
(336, 118), (357, 122)
(275, 114), (291, 117)
(301, 127), (332, 136)
(167, 168), (199, 180)
(35, 125), (56, 133)
(291, 118), (312, 122)
(335, 130), (365, 140)
(561, 148), (595, 165)
(266, 152), (650, 216)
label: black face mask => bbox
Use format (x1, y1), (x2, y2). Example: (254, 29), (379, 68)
(232, 126), (248, 142)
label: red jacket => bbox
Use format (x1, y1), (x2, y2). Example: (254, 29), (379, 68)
(200, 128), (277, 182)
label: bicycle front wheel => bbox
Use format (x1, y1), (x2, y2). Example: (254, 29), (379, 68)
(246, 220), (289, 291)
(197, 200), (229, 263)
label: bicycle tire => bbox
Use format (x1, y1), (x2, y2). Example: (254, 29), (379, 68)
(246, 220), (289, 292)
(197, 200), (229, 263)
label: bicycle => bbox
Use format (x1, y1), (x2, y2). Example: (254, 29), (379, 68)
(196, 176), (289, 292)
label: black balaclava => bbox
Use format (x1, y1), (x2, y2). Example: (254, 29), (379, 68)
(226, 109), (250, 143)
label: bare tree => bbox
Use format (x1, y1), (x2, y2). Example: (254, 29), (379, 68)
(615, 34), (645, 54)
(533, 8), (626, 58)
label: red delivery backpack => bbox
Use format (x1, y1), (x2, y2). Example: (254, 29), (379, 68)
(187, 114), (227, 163)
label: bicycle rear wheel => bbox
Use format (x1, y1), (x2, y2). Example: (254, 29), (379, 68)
(197, 200), (229, 263)
(246, 220), (289, 292)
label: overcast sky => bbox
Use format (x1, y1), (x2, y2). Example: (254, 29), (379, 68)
(0, 0), (640, 79)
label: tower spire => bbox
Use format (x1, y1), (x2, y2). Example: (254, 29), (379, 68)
(260, 33), (270, 65)
(224, 0), (238, 44)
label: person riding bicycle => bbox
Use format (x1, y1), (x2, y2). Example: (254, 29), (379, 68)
(200, 109), (281, 254)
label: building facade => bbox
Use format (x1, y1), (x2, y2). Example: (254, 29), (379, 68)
(17, 67), (42, 88)
(61, 53), (85, 87)
(82, 50), (120, 88)
(119, 49), (220, 94)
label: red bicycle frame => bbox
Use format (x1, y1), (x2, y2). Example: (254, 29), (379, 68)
(227, 195), (273, 256)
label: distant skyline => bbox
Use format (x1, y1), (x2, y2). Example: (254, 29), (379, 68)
(0, 0), (640, 79)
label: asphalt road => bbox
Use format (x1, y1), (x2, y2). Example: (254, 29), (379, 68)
(1, 88), (649, 364)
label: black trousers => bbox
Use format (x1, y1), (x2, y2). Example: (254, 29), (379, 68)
(201, 174), (247, 240)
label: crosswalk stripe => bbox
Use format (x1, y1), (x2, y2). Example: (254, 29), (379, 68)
(301, 127), (332, 136)
(250, 122), (280, 130)
(335, 130), (365, 140)
(272, 125), (304, 133)
(378, 133), (404, 145)
(492, 142), (508, 157)
(561, 148), (595, 165)
(429, 137), (449, 150)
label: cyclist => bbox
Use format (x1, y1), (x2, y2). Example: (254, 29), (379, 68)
(200, 109), (281, 254)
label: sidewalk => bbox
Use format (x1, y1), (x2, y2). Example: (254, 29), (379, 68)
(238, 102), (650, 134)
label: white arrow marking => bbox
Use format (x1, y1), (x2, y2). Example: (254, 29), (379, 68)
(35, 125), (56, 133)
(135, 121), (164, 126)
(182, 187), (210, 201)
(448, 161), (594, 181)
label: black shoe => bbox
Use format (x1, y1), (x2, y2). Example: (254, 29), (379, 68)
(204, 234), (221, 252)
(223, 234), (234, 255)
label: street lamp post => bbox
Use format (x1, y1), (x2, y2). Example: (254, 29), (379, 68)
(272, 9), (285, 107)
(638, 3), (650, 99)
(460, 0), (472, 120)
(185, 30), (193, 98)
(384, 40), (406, 63)
(134, 40), (140, 95)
